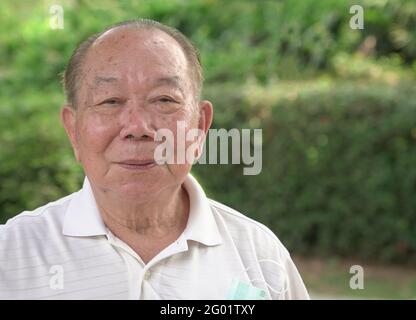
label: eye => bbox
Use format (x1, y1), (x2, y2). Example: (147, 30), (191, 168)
(101, 98), (119, 105)
(158, 96), (178, 103)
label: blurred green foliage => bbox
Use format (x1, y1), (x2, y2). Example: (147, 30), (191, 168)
(197, 80), (416, 263)
(0, 0), (415, 263)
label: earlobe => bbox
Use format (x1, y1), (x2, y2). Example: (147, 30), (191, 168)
(61, 105), (80, 162)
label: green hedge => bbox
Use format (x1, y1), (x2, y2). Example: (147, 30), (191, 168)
(193, 80), (416, 264)
(0, 90), (83, 223)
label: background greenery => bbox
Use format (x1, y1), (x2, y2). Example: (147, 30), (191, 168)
(0, 0), (415, 272)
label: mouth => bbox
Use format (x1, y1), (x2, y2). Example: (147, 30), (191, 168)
(116, 159), (157, 170)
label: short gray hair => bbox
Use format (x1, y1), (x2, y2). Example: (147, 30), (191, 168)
(62, 19), (204, 109)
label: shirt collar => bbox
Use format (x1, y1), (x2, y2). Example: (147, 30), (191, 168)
(62, 177), (107, 237)
(181, 174), (222, 246)
(62, 174), (222, 247)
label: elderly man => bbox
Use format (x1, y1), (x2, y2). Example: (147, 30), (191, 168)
(0, 19), (309, 300)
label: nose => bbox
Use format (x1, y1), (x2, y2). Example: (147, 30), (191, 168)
(118, 101), (155, 141)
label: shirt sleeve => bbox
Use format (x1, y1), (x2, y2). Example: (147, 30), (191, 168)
(260, 237), (310, 300)
(279, 252), (310, 300)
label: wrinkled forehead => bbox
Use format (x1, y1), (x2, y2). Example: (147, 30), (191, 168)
(81, 27), (190, 88)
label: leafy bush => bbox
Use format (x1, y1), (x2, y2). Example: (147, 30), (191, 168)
(194, 80), (416, 263)
(0, 90), (83, 223)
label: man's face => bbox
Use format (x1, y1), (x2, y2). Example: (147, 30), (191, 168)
(61, 27), (212, 200)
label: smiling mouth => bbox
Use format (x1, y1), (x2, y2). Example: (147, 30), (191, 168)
(116, 159), (157, 170)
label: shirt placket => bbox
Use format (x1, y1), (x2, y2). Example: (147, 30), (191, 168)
(106, 231), (190, 299)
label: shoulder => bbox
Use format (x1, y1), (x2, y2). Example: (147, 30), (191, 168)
(208, 199), (290, 258)
(0, 193), (75, 245)
(208, 199), (310, 299)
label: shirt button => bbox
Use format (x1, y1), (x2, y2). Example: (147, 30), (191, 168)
(143, 270), (151, 280)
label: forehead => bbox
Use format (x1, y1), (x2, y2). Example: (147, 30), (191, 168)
(82, 27), (190, 87)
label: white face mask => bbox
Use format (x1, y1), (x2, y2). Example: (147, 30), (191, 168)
(225, 259), (289, 300)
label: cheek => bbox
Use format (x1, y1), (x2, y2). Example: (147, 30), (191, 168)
(77, 116), (119, 156)
(153, 112), (196, 173)
(154, 109), (195, 132)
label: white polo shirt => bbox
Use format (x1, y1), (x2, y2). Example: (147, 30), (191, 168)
(0, 174), (309, 300)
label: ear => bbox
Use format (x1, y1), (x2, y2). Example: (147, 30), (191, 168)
(198, 100), (213, 136)
(61, 105), (81, 162)
(195, 100), (213, 152)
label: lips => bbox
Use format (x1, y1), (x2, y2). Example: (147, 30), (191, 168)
(116, 159), (157, 170)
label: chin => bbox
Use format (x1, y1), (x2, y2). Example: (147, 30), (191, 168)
(117, 180), (162, 198)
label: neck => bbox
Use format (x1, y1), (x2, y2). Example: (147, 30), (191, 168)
(91, 183), (190, 263)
